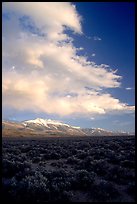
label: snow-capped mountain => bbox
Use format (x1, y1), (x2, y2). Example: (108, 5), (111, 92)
(22, 118), (82, 134)
(23, 118), (80, 129)
(2, 118), (85, 137)
(2, 118), (134, 137)
(82, 128), (133, 136)
(82, 128), (114, 136)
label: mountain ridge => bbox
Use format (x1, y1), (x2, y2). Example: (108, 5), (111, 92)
(2, 118), (134, 137)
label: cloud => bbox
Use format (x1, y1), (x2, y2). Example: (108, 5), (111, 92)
(2, 2), (135, 117)
(93, 36), (102, 41)
(91, 53), (96, 57)
(85, 35), (91, 40)
(85, 35), (101, 41)
(125, 87), (133, 90)
(90, 117), (95, 120)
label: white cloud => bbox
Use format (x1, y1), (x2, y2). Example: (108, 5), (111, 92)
(2, 2), (135, 117)
(93, 36), (102, 41)
(90, 117), (95, 120)
(3, 2), (82, 40)
(91, 53), (96, 57)
(125, 87), (132, 90)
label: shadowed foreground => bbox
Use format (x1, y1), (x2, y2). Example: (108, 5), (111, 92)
(2, 136), (135, 202)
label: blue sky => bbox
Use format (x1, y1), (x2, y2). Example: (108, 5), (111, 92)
(74, 2), (135, 104)
(2, 2), (135, 132)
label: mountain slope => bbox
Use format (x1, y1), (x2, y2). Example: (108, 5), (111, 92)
(2, 119), (85, 137)
(2, 118), (132, 137)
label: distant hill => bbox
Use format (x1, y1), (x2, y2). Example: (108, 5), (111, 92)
(2, 118), (133, 137)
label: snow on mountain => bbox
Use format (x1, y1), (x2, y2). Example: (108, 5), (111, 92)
(19, 118), (84, 136)
(23, 118), (80, 129)
(2, 118), (133, 137)
(81, 128), (115, 136)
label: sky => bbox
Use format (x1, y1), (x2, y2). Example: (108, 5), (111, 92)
(2, 2), (135, 132)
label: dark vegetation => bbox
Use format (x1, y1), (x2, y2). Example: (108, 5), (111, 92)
(2, 136), (135, 202)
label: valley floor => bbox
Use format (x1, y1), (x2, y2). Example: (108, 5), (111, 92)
(2, 136), (135, 202)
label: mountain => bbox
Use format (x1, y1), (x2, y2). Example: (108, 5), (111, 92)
(22, 118), (85, 136)
(2, 118), (133, 137)
(81, 128), (132, 136)
(2, 118), (86, 137)
(23, 118), (81, 130)
(82, 128), (114, 136)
